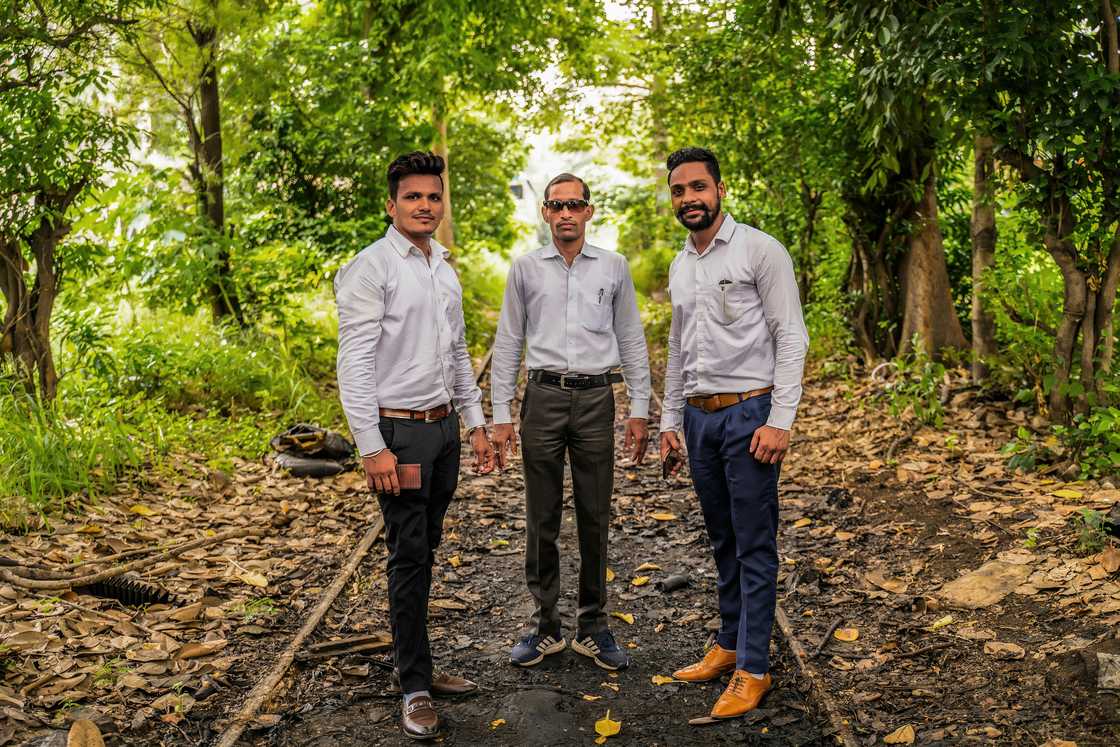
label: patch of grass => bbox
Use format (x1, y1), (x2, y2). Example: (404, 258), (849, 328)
(237, 596), (278, 621)
(0, 310), (343, 528)
(92, 657), (129, 688)
(1075, 509), (1108, 556)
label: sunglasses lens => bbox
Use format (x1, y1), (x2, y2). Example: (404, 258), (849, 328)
(544, 199), (589, 211)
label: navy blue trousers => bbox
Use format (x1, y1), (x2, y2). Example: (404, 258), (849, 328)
(683, 394), (779, 674)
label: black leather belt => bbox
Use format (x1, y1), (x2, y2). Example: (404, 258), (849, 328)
(528, 370), (623, 390)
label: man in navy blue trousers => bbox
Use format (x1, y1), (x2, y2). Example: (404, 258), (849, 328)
(658, 147), (809, 720)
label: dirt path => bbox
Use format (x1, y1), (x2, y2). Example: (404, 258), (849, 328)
(6, 370), (1119, 746)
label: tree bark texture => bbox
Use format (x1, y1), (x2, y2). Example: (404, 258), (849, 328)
(970, 134), (998, 381)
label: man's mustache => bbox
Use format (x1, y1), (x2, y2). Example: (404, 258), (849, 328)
(676, 203), (710, 219)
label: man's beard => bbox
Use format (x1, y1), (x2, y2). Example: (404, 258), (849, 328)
(675, 198), (720, 231)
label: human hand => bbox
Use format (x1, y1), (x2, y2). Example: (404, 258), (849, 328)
(492, 423), (519, 471)
(363, 449), (399, 495)
(749, 425), (790, 464)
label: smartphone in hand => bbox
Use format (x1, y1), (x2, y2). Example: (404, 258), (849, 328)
(662, 448), (683, 480)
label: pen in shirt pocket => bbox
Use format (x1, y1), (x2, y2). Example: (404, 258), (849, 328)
(598, 288), (605, 304)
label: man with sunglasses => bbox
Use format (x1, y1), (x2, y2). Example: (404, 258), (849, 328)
(659, 147), (808, 721)
(491, 173), (651, 671)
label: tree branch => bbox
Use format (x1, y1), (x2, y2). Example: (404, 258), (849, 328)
(998, 296), (1057, 337)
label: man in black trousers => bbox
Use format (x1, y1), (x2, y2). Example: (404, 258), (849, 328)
(491, 173), (651, 671)
(335, 151), (495, 740)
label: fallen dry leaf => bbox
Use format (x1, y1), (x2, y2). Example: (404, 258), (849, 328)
(594, 710), (622, 744)
(1052, 488), (1083, 500)
(650, 513), (677, 522)
(834, 628), (859, 642)
(129, 504), (157, 517)
(635, 562), (661, 572)
(582, 694), (602, 701)
(1100, 547), (1120, 574)
(67, 719), (105, 747)
(490, 719), (505, 729)
(983, 641), (1026, 660)
(651, 675), (675, 685)
(883, 724), (916, 744)
(631, 576), (650, 587)
(236, 570), (269, 588)
(610, 611), (635, 625)
(792, 517), (812, 528)
(606, 568), (616, 582)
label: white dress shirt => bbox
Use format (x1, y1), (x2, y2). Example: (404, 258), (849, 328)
(660, 214), (809, 433)
(491, 242), (651, 424)
(335, 225), (485, 456)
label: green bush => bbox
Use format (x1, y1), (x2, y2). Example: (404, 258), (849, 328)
(1053, 403), (1120, 480)
(882, 345), (948, 427)
(0, 387), (141, 525)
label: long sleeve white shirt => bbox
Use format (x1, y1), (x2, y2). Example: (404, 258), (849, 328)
(490, 242), (651, 424)
(660, 214), (809, 433)
(335, 225), (485, 456)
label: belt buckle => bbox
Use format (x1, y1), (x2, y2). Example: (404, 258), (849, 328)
(559, 374), (573, 390)
(424, 408), (441, 422)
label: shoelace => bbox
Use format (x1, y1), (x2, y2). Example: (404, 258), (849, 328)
(727, 673), (751, 697)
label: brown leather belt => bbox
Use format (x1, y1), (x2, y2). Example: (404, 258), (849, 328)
(379, 403), (452, 422)
(687, 387), (774, 413)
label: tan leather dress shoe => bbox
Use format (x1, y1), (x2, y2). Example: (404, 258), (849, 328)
(711, 671), (772, 719)
(391, 668), (479, 696)
(401, 696), (441, 740)
(672, 644), (737, 682)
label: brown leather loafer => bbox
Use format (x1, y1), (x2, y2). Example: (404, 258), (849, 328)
(672, 644), (736, 682)
(711, 671), (772, 719)
(401, 696), (441, 740)
(391, 668), (479, 696)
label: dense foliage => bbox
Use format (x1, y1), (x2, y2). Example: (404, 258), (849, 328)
(2, 0), (1119, 523)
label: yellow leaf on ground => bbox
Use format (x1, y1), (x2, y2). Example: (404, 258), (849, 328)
(650, 512), (677, 521)
(631, 576), (650, 587)
(237, 571), (268, 588)
(601, 682), (619, 692)
(635, 562), (661, 572)
(490, 539), (509, 548)
(606, 568), (616, 582)
(77, 525), (103, 534)
(1052, 488), (1083, 499)
(651, 675), (675, 685)
(448, 555), (461, 568)
(792, 518), (812, 528)
(594, 710), (622, 744)
(928, 615), (954, 631)
(490, 719), (505, 729)
(610, 611), (635, 625)
(884, 724), (916, 744)
(834, 628), (859, 642)
(129, 504), (156, 517)
(582, 694), (602, 701)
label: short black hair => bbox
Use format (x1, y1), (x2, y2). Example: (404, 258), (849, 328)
(544, 172), (591, 201)
(666, 147), (721, 185)
(387, 151), (445, 200)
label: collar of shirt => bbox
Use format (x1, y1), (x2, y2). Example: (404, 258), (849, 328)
(386, 224), (450, 266)
(538, 240), (603, 262)
(684, 212), (737, 256)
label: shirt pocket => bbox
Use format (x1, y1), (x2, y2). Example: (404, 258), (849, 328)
(581, 283), (614, 333)
(712, 280), (750, 326)
(439, 288), (463, 331)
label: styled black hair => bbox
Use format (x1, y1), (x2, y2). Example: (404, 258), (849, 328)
(666, 147), (721, 185)
(544, 172), (591, 201)
(387, 151), (445, 200)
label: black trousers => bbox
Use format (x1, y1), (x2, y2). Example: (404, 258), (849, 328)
(376, 411), (461, 695)
(520, 381), (615, 638)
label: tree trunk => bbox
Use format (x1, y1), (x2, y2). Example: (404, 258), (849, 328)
(898, 166), (968, 357)
(970, 134), (998, 381)
(191, 21), (243, 325)
(798, 179), (822, 306)
(0, 184), (83, 401)
(432, 100), (456, 253)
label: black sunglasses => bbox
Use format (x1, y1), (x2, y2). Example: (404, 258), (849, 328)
(543, 199), (591, 212)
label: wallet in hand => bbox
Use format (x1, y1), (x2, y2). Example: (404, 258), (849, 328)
(396, 463), (421, 490)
